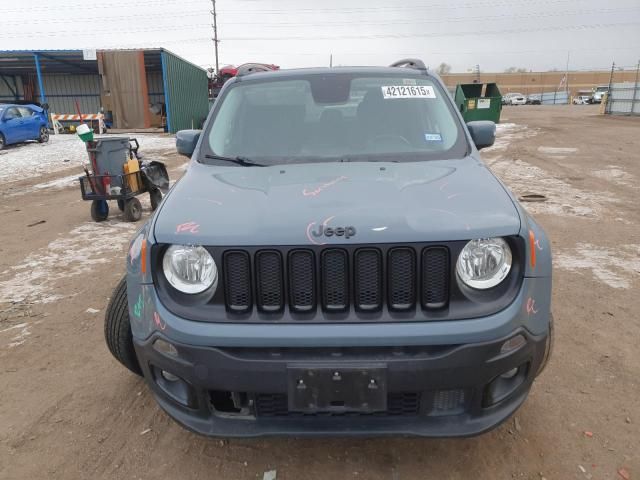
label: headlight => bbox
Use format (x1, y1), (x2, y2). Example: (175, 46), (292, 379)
(456, 238), (512, 289)
(162, 245), (218, 294)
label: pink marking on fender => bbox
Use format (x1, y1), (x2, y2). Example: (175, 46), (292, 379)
(153, 312), (166, 331)
(176, 221), (200, 234)
(526, 297), (538, 315)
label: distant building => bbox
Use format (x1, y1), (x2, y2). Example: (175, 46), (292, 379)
(0, 48), (210, 133)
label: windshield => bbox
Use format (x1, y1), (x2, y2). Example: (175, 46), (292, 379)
(203, 73), (467, 165)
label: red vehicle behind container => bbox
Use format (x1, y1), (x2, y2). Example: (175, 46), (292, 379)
(210, 63), (280, 98)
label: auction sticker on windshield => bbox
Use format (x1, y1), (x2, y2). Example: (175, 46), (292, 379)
(382, 85), (436, 99)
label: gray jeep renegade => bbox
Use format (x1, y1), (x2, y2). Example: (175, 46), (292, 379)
(105, 59), (553, 437)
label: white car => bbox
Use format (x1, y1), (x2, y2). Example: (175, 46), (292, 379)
(509, 94), (527, 106)
(573, 95), (591, 105)
(592, 85), (608, 103)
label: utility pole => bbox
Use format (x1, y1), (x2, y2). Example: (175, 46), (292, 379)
(564, 51), (570, 99)
(606, 61), (615, 114)
(211, 0), (220, 75)
(330, 53), (333, 68)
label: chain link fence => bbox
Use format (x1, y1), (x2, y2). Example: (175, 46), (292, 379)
(605, 63), (640, 116)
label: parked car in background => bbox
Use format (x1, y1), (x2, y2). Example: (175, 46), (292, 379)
(592, 85), (609, 104)
(526, 94), (541, 105)
(572, 95), (591, 105)
(0, 104), (49, 150)
(508, 94), (527, 106)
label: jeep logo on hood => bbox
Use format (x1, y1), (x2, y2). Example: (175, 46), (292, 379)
(312, 224), (356, 239)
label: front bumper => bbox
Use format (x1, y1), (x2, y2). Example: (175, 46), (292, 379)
(134, 327), (549, 437)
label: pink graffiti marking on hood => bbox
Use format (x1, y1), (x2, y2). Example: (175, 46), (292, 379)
(303, 176), (348, 197)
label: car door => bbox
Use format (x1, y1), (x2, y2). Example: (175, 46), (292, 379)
(1, 107), (26, 144)
(18, 107), (39, 140)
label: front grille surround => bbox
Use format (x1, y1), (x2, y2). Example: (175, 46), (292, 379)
(151, 238), (524, 324)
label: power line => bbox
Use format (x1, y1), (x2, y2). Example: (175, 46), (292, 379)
(12, 6), (638, 27)
(216, 0), (599, 14)
(218, 21), (640, 41)
(0, 0), (208, 13)
(4, 18), (636, 40)
(0, 24), (212, 38)
(231, 7), (640, 25)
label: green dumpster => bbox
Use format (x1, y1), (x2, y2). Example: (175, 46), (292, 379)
(454, 83), (503, 123)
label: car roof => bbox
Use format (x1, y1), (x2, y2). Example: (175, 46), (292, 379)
(235, 65), (432, 83)
(0, 103), (40, 109)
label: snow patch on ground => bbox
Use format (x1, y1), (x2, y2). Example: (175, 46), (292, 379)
(0, 220), (137, 305)
(591, 165), (637, 188)
(6, 323), (31, 348)
(555, 243), (640, 289)
(485, 156), (618, 218)
(482, 123), (619, 218)
(538, 146), (578, 155)
(483, 123), (537, 152)
(0, 134), (175, 183)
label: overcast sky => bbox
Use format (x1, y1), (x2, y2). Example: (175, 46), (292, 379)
(1, 0), (638, 72)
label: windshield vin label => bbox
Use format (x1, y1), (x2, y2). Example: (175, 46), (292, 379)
(381, 85), (436, 99)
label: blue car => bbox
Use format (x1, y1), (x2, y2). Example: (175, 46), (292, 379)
(0, 104), (50, 150)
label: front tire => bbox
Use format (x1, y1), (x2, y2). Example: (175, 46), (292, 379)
(104, 276), (142, 376)
(0, 133), (5, 150)
(38, 126), (50, 143)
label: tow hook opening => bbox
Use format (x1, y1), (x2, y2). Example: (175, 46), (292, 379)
(482, 362), (529, 407)
(210, 391), (253, 417)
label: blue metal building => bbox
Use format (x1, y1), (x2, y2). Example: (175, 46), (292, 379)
(0, 49), (210, 133)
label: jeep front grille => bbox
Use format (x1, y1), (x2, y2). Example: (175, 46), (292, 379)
(222, 246), (450, 316)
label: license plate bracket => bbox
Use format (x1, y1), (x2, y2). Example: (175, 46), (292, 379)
(287, 364), (387, 413)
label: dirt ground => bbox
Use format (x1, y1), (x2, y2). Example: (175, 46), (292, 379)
(0, 106), (638, 479)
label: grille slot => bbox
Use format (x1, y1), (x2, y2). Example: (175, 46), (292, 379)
(421, 247), (450, 310)
(321, 249), (349, 312)
(223, 251), (252, 313)
(354, 249), (383, 311)
(388, 248), (416, 311)
(288, 250), (316, 313)
(255, 250), (284, 312)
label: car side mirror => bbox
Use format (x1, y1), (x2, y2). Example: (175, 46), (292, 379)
(176, 130), (201, 158)
(466, 121), (496, 150)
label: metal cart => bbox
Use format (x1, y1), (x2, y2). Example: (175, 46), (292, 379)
(78, 137), (167, 222)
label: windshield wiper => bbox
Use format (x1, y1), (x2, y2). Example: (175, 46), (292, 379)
(203, 154), (266, 167)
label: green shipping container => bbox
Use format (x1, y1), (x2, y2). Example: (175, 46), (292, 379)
(454, 83), (503, 123)
(161, 50), (211, 133)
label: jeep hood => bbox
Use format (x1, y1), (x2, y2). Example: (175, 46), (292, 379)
(154, 158), (521, 246)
